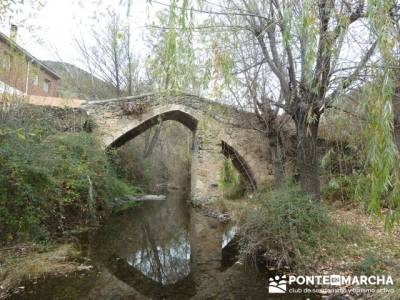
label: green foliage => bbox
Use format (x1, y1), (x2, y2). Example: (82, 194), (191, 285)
(355, 252), (385, 276)
(219, 158), (244, 199)
(239, 183), (332, 268)
(359, 0), (400, 229)
(148, 2), (201, 92)
(320, 145), (362, 203)
(220, 158), (239, 188)
(210, 34), (235, 96)
(299, 0), (318, 86)
(358, 73), (400, 228)
(360, 81), (397, 208)
(336, 222), (364, 241)
(281, 4), (292, 47)
(322, 174), (359, 203)
(239, 182), (368, 270)
(0, 127), (136, 244)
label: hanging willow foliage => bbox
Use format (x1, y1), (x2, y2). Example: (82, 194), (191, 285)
(150, 0), (238, 94)
(147, 0), (203, 92)
(299, 0), (318, 86)
(361, 0), (400, 229)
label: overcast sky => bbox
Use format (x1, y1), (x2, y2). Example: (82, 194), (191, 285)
(0, 0), (373, 99)
(0, 0), (157, 68)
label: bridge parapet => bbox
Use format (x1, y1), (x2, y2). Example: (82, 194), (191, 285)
(84, 92), (261, 128)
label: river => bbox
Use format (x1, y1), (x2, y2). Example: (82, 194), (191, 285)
(10, 188), (318, 300)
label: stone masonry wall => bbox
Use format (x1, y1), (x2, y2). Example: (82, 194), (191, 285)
(84, 92), (275, 204)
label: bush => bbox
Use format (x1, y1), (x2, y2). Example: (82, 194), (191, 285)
(320, 144), (362, 203)
(321, 174), (359, 203)
(219, 158), (246, 199)
(0, 128), (137, 244)
(238, 182), (332, 269)
(355, 252), (386, 276)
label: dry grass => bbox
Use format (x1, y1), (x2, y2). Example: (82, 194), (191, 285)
(0, 243), (82, 299)
(209, 196), (400, 300)
(207, 196), (256, 220)
(323, 204), (400, 300)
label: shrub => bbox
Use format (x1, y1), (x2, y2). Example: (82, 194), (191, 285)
(321, 174), (359, 203)
(320, 145), (362, 203)
(219, 158), (246, 199)
(355, 253), (385, 276)
(238, 182), (332, 269)
(0, 128), (137, 244)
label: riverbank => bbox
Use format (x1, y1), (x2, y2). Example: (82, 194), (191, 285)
(206, 195), (400, 299)
(1, 178), (398, 300)
(0, 100), (142, 300)
(0, 197), (146, 300)
(0, 243), (90, 299)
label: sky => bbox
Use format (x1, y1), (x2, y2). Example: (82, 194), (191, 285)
(0, 0), (158, 68)
(0, 0), (374, 102)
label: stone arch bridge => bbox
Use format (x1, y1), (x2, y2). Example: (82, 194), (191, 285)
(84, 93), (274, 204)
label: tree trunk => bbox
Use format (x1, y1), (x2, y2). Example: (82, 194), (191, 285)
(127, 25), (133, 96)
(269, 135), (285, 186)
(295, 112), (321, 199)
(143, 126), (162, 159)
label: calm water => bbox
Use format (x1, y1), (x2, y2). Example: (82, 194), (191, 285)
(10, 189), (318, 300)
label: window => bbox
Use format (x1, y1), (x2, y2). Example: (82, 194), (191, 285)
(1, 51), (12, 71)
(31, 74), (39, 86)
(43, 79), (50, 93)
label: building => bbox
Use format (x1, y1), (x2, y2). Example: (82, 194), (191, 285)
(0, 25), (60, 97)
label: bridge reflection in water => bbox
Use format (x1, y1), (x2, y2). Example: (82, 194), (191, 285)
(13, 189), (273, 299)
(88, 188), (265, 299)
(126, 226), (191, 285)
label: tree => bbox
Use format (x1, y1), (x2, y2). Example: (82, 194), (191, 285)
(146, 9), (207, 92)
(0, 0), (22, 19)
(157, 0), (378, 198)
(75, 8), (146, 99)
(224, 34), (292, 185)
(0, 1), (46, 30)
(359, 0), (400, 225)
(391, 3), (400, 150)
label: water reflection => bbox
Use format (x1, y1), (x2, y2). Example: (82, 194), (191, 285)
(10, 188), (317, 299)
(222, 225), (238, 248)
(127, 224), (191, 285)
(90, 189), (192, 287)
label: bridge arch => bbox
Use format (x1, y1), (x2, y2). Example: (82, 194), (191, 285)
(85, 95), (272, 203)
(221, 141), (257, 191)
(106, 104), (199, 148)
(103, 105), (257, 196)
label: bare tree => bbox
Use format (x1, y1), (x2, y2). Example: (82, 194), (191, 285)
(227, 37), (292, 185)
(74, 9), (146, 99)
(159, 0), (378, 198)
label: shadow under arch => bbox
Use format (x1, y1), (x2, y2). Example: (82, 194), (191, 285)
(105, 108), (257, 192)
(105, 254), (196, 299)
(108, 109), (199, 149)
(221, 141), (257, 191)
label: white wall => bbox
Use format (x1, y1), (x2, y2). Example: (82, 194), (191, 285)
(0, 80), (23, 95)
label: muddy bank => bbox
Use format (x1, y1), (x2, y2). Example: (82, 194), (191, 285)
(0, 243), (89, 299)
